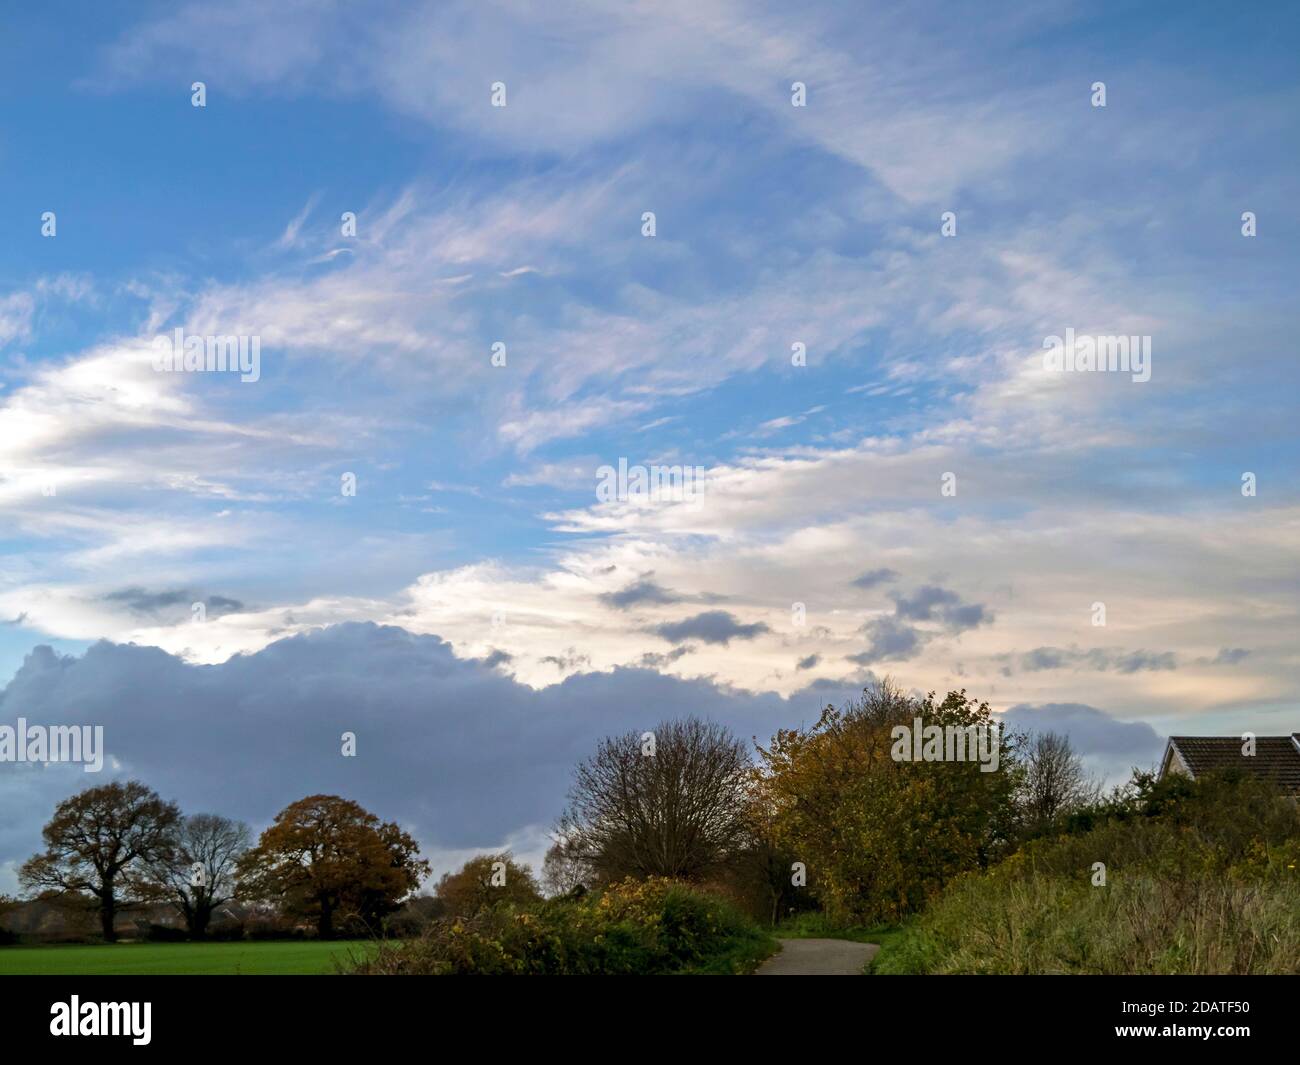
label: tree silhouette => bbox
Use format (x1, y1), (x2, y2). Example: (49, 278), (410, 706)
(143, 813), (251, 938)
(20, 781), (180, 942)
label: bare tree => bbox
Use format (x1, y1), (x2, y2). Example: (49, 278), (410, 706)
(145, 813), (251, 938)
(560, 717), (750, 882)
(541, 837), (589, 897)
(20, 781), (180, 942)
(1020, 731), (1101, 826)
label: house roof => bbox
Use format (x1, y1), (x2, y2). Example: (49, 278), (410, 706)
(1165, 734), (1300, 794)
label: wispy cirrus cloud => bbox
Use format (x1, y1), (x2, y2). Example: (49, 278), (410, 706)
(0, 2), (1292, 836)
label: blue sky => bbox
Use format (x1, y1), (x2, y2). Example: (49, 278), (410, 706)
(1, 0), (1297, 881)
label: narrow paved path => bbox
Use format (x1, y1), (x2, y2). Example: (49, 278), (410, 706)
(755, 938), (878, 975)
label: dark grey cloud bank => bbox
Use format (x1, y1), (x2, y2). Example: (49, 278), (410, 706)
(0, 624), (828, 881)
(1001, 702), (1165, 785)
(0, 623), (1164, 882)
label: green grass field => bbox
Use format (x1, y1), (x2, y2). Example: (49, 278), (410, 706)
(0, 940), (376, 975)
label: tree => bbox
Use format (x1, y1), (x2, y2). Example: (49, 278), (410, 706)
(0, 894), (19, 944)
(541, 837), (589, 898)
(560, 717), (750, 882)
(730, 789), (805, 926)
(236, 795), (428, 938)
(1018, 731), (1101, 830)
(19, 781), (180, 942)
(144, 814), (251, 938)
(435, 853), (542, 916)
(756, 680), (1020, 924)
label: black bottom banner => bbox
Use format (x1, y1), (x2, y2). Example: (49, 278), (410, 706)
(2, 973), (1294, 1052)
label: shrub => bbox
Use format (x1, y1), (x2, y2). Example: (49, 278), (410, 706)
(351, 878), (773, 975)
(135, 921), (189, 943)
(382, 897), (443, 939)
(244, 916), (308, 940)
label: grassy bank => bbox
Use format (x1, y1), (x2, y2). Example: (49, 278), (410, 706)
(873, 871), (1300, 974)
(872, 773), (1300, 975)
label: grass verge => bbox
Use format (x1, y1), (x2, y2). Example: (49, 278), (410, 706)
(0, 939), (374, 975)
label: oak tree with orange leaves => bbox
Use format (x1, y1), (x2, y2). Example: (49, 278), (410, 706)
(237, 794), (428, 938)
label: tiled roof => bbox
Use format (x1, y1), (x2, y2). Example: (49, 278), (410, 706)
(1168, 735), (1300, 794)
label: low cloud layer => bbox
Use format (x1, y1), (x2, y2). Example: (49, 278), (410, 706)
(0, 623), (801, 888)
(0, 623), (1182, 893)
(1001, 702), (1166, 786)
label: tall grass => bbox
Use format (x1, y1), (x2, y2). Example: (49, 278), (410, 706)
(875, 773), (1300, 975)
(876, 870), (1300, 974)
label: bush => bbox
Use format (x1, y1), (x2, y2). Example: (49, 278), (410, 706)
(351, 878), (774, 975)
(244, 917), (308, 940)
(135, 922), (189, 943)
(382, 895), (445, 939)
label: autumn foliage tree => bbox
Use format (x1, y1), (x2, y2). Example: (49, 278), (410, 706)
(434, 853), (542, 916)
(729, 788), (805, 926)
(20, 781), (181, 942)
(237, 795), (428, 938)
(756, 680), (1020, 925)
